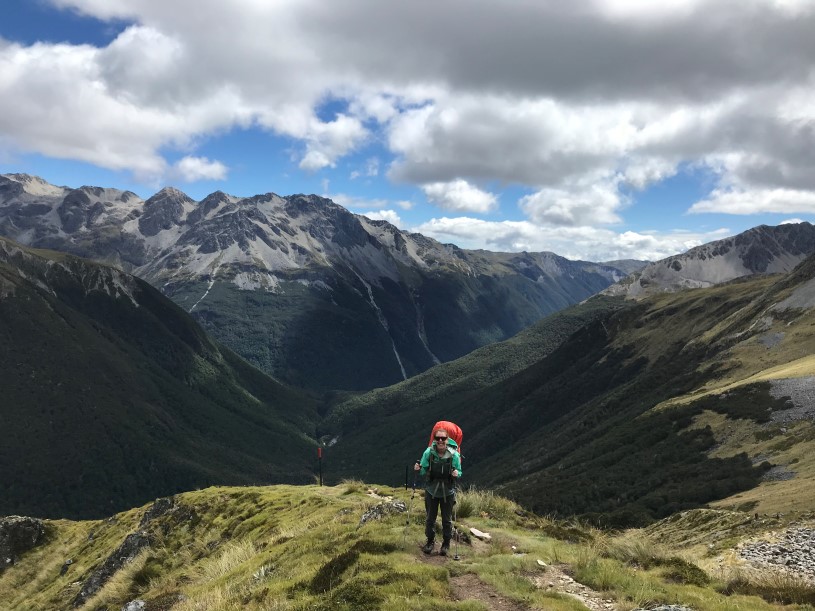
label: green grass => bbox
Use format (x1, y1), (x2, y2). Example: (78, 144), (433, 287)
(0, 484), (803, 611)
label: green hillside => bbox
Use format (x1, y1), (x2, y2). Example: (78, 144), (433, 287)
(2, 483), (810, 611)
(0, 238), (320, 519)
(325, 259), (815, 526)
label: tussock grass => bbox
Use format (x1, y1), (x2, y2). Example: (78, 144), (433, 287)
(200, 539), (257, 582)
(340, 478), (367, 494)
(601, 533), (667, 568)
(719, 568), (815, 605)
(455, 487), (521, 521)
(0, 484), (793, 611)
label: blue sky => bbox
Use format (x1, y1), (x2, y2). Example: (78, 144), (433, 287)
(2, 0), (815, 261)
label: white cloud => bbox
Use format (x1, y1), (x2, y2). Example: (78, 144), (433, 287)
(422, 179), (497, 213)
(0, 0), (813, 229)
(363, 209), (403, 227)
(172, 156), (227, 181)
(412, 216), (730, 261)
(330, 193), (389, 209)
(519, 180), (624, 227)
(689, 187), (815, 215)
(350, 156), (380, 180)
(299, 115), (368, 171)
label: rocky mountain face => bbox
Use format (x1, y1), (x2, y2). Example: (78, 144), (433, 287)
(0, 236), (319, 519)
(603, 223), (815, 298)
(0, 173), (633, 390)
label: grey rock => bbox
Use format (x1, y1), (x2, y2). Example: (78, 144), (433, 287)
(73, 531), (150, 607)
(139, 497), (176, 527)
(139, 187), (192, 237)
(0, 516), (46, 573)
(122, 601), (145, 611)
(740, 527), (815, 582)
(359, 500), (407, 526)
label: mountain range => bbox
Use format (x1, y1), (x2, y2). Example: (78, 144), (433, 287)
(4, 172), (815, 527)
(604, 222), (815, 298)
(0, 173), (636, 390)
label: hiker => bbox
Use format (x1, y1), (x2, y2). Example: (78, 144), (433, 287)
(414, 427), (462, 556)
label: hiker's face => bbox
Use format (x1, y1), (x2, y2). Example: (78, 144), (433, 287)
(434, 431), (448, 449)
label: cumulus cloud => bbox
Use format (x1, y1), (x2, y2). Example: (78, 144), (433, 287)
(172, 156), (227, 182)
(422, 179), (497, 213)
(0, 0), (814, 246)
(330, 193), (389, 210)
(689, 187), (815, 215)
(519, 180), (625, 227)
(412, 216), (729, 261)
(363, 209), (403, 227)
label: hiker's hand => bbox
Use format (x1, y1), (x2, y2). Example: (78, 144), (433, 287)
(452, 469), (460, 478)
(414, 462), (421, 471)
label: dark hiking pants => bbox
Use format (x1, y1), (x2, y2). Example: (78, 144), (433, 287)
(424, 491), (455, 542)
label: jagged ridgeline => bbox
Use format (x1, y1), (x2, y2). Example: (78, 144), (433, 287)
(326, 254), (815, 526)
(0, 173), (635, 391)
(0, 237), (319, 519)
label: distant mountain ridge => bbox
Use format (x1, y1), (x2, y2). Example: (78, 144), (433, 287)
(0, 173), (636, 390)
(603, 223), (815, 298)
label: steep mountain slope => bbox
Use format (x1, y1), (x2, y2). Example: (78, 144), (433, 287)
(604, 222), (815, 297)
(0, 237), (319, 519)
(0, 173), (633, 390)
(326, 256), (815, 526)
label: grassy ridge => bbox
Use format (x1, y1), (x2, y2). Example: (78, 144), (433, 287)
(0, 484), (800, 611)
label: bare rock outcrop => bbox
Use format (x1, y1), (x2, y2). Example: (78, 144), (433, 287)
(0, 515), (46, 573)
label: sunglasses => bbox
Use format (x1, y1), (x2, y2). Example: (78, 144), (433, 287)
(434, 436), (448, 442)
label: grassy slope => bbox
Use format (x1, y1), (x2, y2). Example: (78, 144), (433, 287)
(326, 260), (815, 526)
(0, 483), (800, 611)
(0, 239), (320, 519)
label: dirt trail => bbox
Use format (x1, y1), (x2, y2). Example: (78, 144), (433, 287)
(415, 538), (616, 610)
(450, 572), (532, 610)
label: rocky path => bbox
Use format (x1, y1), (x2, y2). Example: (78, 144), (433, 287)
(527, 564), (616, 611)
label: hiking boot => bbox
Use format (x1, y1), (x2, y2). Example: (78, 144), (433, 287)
(439, 540), (450, 556)
(422, 540), (434, 554)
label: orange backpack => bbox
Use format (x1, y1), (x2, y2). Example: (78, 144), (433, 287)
(428, 420), (463, 453)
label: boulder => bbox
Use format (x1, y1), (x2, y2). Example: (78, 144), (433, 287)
(0, 516), (46, 572)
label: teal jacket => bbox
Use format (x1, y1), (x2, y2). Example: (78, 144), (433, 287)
(419, 444), (462, 498)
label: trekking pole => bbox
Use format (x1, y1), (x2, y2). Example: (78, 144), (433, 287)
(453, 488), (461, 561)
(402, 462), (419, 548)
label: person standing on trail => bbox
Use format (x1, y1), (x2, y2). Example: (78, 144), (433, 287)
(414, 427), (462, 556)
